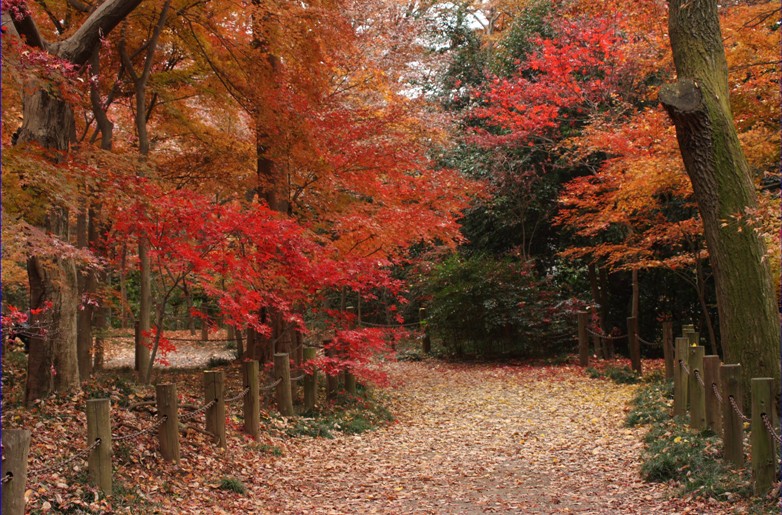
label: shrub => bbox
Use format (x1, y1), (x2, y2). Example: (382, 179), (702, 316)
(420, 254), (583, 358)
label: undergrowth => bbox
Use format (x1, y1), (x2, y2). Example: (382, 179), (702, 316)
(286, 390), (394, 438)
(586, 365), (641, 384)
(626, 379), (777, 511)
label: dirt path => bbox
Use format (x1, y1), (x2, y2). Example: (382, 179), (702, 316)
(250, 361), (717, 514)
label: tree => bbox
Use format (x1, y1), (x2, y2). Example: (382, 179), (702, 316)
(4, 0), (142, 402)
(659, 0), (780, 392)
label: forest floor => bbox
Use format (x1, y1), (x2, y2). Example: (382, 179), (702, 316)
(2, 337), (765, 514)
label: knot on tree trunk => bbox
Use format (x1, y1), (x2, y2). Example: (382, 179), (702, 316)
(659, 78), (703, 116)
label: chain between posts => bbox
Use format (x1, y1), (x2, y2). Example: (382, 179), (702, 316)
(760, 413), (782, 445)
(225, 387), (250, 403)
(260, 377), (283, 392)
(693, 369), (705, 388)
(113, 415), (169, 442)
(728, 395), (750, 422)
(28, 438), (102, 478)
(711, 383), (723, 404)
(180, 399), (217, 422)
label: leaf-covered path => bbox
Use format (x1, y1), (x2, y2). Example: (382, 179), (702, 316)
(253, 361), (713, 514)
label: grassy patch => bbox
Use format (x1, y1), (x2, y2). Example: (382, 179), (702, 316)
(630, 380), (758, 504)
(206, 356), (232, 368)
(587, 365), (641, 384)
(625, 379), (672, 427)
(286, 390), (394, 438)
(252, 443), (284, 456)
(218, 477), (247, 495)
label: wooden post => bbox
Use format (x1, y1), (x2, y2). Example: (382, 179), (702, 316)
(673, 337), (689, 416)
(243, 360), (260, 438)
(204, 370), (226, 447)
(751, 377), (777, 496)
(156, 383), (180, 462)
(324, 340), (339, 399)
(345, 372), (357, 395)
(721, 364), (743, 467)
(681, 323), (695, 336)
(685, 330), (699, 345)
(687, 346), (706, 430)
(662, 321), (673, 379)
(86, 398), (112, 494)
(274, 353), (295, 416)
(200, 322), (209, 342)
(578, 312), (589, 367)
(303, 347), (318, 411)
(1, 429), (31, 515)
(627, 316), (641, 374)
(702, 356), (722, 436)
(419, 307), (431, 354)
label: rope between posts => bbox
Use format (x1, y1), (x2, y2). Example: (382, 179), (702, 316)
(225, 387), (250, 403)
(28, 438), (102, 478)
(290, 374), (305, 382)
(637, 336), (659, 347)
(585, 328), (627, 340)
(712, 383), (723, 404)
(728, 395), (750, 422)
(680, 360), (690, 376)
(180, 399), (217, 422)
(1, 472), (12, 484)
(761, 413), (782, 445)
(113, 415), (169, 442)
(260, 377), (283, 391)
(358, 321), (420, 329)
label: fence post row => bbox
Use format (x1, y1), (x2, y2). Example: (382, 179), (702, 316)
(662, 321), (673, 379)
(86, 398), (112, 494)
(4, 348), (337, 513)
(720, 363), (744, 467)
(673, 337), (689, 416)
(702, 355), (722, 436)
(577, 311), (589, 367)
(156, 383), (180, 463)
(1, 429), (31, 515)
(244, 360), (261, 438)
(627, 316), (641, 374)
(687, 345), (706, 430)
(419, 307), (431, 354)
(303, 347), (318, 411)
(750, 377), (777, 496)
(274, 352), (295, 416)
(204, 370), (226, 448)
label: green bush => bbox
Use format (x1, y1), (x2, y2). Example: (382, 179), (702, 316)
(420, 254), (583, 358)
(218, 477), (247, 495)
(206, 356), (231, 368)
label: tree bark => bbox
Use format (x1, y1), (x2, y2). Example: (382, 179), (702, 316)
(660, 0), (780, 395)
(76, 203), (93, 380)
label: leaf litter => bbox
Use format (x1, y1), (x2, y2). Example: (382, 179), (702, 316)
(3, 351), (753, 513)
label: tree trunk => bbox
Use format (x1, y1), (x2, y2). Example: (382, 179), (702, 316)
(660, 0), (780, 395)
(137, 238), (152, 383)
(25, 253), (79, 404)
(76, 205), (93, 380)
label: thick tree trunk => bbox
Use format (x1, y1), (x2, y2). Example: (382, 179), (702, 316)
(660, 0), (780, 396)
(25, 253), (79, 404)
